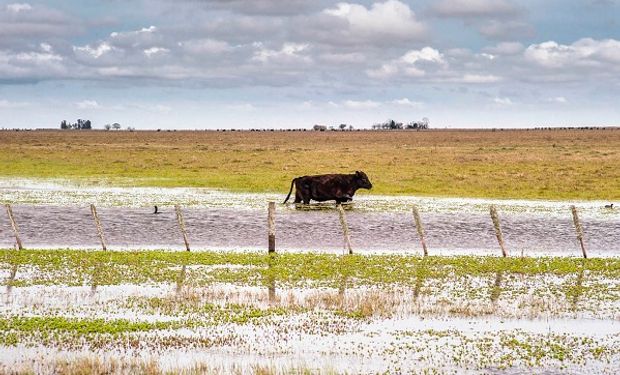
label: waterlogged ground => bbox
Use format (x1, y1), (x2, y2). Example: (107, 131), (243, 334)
(1, 250), (620, 374)
(0, 179), (619, 256)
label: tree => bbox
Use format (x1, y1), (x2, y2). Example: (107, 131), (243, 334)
(82, 120), (92, 130)
(112, 123), (121, 130)
(339, 123), (347, 131)
(60, 120), (68, 130)
(104, 124), (111, 131)
(421, 117), (429, 129)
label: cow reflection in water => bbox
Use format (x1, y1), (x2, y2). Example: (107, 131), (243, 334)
(283, 171), (373, 205)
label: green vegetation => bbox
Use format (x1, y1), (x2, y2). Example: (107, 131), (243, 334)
(2, 249), (618, 288)
(1, 129), (619, 199)
(0, 316), (172, 335)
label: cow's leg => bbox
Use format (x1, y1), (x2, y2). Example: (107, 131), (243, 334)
(294, 190), (302, 203)
(335, 195), (352, 204)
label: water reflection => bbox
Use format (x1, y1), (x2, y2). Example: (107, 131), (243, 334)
(265, 255), (276, 305)
(413, 261), (427, 300)
(176, 265), (187, 295)
(570, 268), (585, 310)
(490, 271), (503, 304)
(5, 261), (17, 299)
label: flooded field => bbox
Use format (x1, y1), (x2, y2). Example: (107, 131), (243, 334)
(1, 250), (620, 374)
(1, 179), (618, 256)
(2, 179), (620, 374)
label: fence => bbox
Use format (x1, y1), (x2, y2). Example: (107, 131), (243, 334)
(2, 202), (595, 258)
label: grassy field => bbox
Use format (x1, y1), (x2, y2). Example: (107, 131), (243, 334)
(1, 129), (619, 199)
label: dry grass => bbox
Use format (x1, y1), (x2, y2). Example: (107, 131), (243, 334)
(0, 355), (320, 375)
(1, 129), (619, 199)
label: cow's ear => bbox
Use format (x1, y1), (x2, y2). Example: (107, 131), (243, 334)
(355, 170), (361, 176)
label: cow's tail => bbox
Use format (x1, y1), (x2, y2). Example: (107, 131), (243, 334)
(283, 178), (297, 204)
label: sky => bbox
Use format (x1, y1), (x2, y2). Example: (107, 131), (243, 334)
(0, 0), (619, 130)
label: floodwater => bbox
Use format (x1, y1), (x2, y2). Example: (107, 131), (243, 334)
(0, 178), (618, 255)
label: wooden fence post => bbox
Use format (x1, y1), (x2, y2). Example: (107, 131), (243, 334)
(570, 205), (587, 259)
(5, 204), (23, 250)
(175, 205), (190, 252)
(490, 205), (508, 257)
(337, 204), (353, 255)
(90, 204), (107, 251)
(268, 202), (276, 253)
(412, 205), (428, 256)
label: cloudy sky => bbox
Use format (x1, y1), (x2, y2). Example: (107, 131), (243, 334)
(1, 0), (619, 129)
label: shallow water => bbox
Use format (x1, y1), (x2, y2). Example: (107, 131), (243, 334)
(0, 204), (618, 256)
(0, 179), (618, 255)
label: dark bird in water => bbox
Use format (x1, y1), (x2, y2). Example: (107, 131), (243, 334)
(154, 205), (160, 214)
(605, 203), (614, 209)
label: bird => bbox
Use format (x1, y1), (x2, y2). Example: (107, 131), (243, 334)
(604, 203), (614, 209)
(154, 205), (161, 214)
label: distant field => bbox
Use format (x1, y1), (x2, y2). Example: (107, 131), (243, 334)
(1, 129), (619, 199)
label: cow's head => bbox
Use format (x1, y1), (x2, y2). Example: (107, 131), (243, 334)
(355, 170), (373, 189)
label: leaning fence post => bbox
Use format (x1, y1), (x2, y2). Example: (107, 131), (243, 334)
(570, 205), (587, 259)
(412, 205), (428, 256)
(175, 205), (190, 252)
(490, 205), (508, 257)
(337, 204), (353, 255)
(90, 204), (107, 251)
(5, 204), (23, 250)
(267, 201), (276, 253)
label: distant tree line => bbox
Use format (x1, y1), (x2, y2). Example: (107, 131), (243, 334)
(313, 124), (355, 131)
(104, 123), (122, 131)
(60, 119), (92, 130)
(371, 118), (429, 130)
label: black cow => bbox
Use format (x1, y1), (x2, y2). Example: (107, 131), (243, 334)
(283, 171), (373, 204)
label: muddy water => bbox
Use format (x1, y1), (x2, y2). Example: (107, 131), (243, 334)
(0, 204), (618, 255)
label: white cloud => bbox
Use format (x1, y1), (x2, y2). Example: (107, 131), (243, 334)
(76, 100), (100, 109)
(392, 98), (423, 107)
(343, 100), (381, 109)
(402, 47), (446, 65)
(6, 3), (32, 13)
(144, 47), (169, 57)
(0, 3), (81, 39)
(493, 97), (513, 105)
(323, 0), (426, 43)
(74, 42), (114, 59)
(432, 0), (520, 18)
(252, 42), (310, 64)
(110, 25), (156, 38)
(525, 38), (620, 68)
(460, 74), (502, 83)
(367, 47), (445, 78)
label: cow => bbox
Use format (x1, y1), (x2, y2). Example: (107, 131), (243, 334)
(283, 171), (373, 204)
